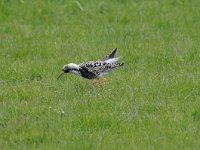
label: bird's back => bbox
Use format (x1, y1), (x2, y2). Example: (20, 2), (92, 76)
(80, 61), (123, 73)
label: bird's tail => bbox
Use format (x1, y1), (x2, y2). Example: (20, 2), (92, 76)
(115, 62), (124, 67)
(105, 56), (122, 63)
(100, 48), (117, 61)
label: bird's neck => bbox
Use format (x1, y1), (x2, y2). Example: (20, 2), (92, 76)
(68, 63), (80, 69)
(70, 68), (81, 75)
(67, 63), (81, 75)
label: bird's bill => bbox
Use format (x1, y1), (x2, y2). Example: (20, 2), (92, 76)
(57, 72), (64, 80)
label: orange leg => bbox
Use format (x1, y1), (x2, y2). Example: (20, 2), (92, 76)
(91, 78), (107, 88)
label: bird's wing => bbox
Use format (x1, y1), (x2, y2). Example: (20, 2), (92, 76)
(95, 62), (124, 73)
(79, 61), (105, 72)
(100, 48), (117, 61)
(80, 61), (124, 73)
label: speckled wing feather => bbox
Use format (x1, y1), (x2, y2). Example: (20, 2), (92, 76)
(80, 61), (123, 73)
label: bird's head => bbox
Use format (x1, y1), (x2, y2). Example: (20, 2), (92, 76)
(57, 63), (80, 79)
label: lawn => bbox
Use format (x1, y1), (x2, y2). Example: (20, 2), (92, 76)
(0, 0), (200, 149)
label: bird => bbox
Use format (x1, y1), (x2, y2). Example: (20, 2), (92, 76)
(57, 48), (124, 80)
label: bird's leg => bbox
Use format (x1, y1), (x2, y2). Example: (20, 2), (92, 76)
(91, 78), (107, 88)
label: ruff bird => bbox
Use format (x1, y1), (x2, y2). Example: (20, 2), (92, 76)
(57, 48), (124, 80)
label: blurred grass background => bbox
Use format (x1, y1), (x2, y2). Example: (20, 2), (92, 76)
(0, 0), (200, 149)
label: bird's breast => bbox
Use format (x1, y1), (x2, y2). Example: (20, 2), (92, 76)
(70, 70), (81, 75)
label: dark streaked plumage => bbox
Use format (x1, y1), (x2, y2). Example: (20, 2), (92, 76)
(57, 48), (124, 79)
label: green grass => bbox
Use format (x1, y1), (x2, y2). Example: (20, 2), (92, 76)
(0, 0), (200, 149)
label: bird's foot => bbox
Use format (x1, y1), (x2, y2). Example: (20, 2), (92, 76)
(91, 78), (107, 88)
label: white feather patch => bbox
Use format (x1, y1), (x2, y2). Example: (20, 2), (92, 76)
(105, 56), (122, 63)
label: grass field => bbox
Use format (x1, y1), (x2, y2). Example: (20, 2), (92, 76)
(0, 0), (200, 149)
